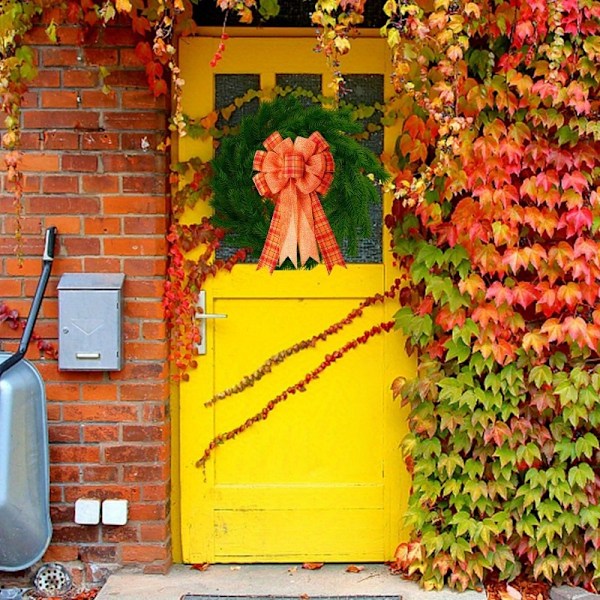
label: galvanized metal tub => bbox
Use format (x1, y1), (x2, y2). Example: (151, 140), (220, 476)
(0, 352), (51, 571)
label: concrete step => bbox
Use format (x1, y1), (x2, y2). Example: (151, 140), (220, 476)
(96, 564), (487, 600)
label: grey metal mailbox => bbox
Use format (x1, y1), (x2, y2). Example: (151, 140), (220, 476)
(58, 273), (125, 371)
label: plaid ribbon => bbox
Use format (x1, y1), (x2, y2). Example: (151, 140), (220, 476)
(253, 131), (345, 273)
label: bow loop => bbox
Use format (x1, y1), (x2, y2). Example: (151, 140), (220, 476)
(253, 130), (346, 273)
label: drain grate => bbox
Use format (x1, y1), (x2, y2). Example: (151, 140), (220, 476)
(33, 564), (72, 597)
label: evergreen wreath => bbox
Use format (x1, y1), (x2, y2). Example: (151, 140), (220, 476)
(210, 95), (388, 268)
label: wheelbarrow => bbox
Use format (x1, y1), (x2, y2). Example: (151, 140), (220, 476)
(0, 227), (57, 571)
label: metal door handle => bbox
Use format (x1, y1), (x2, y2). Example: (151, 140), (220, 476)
(195, 291), (227, 355)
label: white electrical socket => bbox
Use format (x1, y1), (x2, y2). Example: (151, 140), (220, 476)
(102, 499), (128, 525)
(74, 498), (101, 525)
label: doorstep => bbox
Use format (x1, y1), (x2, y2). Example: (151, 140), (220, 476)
(95, 564), (486, 600)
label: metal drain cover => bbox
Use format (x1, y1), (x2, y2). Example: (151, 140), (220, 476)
(34, 563), (72, 596)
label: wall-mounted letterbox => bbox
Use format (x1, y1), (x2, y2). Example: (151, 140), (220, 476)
(58, 273), (125, 371)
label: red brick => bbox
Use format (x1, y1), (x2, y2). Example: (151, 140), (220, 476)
(122, 544), (169, 563)
(120, 382), (168, 402)
(22, 91), (39, 108)
(53, 525), (100, 544)
(84, 217), (121, 235)
(142, 404), (167, 423)
(104, 237), (166, 256)
(123, 464), (168, 482)
(82, 175), (119, 193)
(41, 91), (79, 108)
(42, 48), (79, 67)
(122, 90), (164, 109)
(127, 503), (167, 521)
(29, 196), (100, 214)
(43, 131), (79, 150)
(0, 278), (22, 297)
(104, 444), (163, 463)
(123, 216), (167, 235)
(45, 216), (82, 235)
(50, 445), (100, 463)
(62, 237), (101, 256)
(119, 48), (143, 68)
(79, 545), (118, 563)
(62, 155), (98, 172)
(23, 110), (100, 130)
(122, 175), (166, 194)
(121, 133), (161, 151)
(110, 362), (167, 382)
(81, 384), (119, 401)
(63, 70), (99, 88)
(140, 484), (169, 502)
(19, 132), (42, 150)
(105, 70), (148, 88)
(51, 505), (76, 523)
(103, 195), (166, 215)
(83, 425), (120, 442)
(30, 70), (61, 88)
(80, 90), (118, 108)
(122, 425), (166, 442)
(124, 341), (168, 361)
(42, 175), (79, 194)
(103, 154), (156, 172)
(142, 322), (167, 340)
(50, 465), (80, 482)
(84, 257), (122, 272)
(43, 545), (79, 563)
(104, 112), (166, 131)
(49, 424), (81, 443)
(63, 404), (138, 422)
(83, 48), (118, 66)
(102, 526), (139, 543)
(50, 485), (63, 503)
(81, 132), (119, 150)
(140, 523), (169, 543)
(124, 279), (164, 298)
(46, 383), (80, 402)
(83, 466), (119, 482)
(19, 153), (60, 172)
(123, 322), (140, 340)
(122, 258), (167, 277)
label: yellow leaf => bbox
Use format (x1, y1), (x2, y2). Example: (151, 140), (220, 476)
(116, 0), (132, 12)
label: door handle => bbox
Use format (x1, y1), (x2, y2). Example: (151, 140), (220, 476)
(195, 291), (228, 355)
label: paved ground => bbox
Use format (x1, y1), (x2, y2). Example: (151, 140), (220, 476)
(95, 564), (487, 600)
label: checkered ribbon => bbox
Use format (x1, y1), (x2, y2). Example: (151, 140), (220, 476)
(253, 131), (346, 273)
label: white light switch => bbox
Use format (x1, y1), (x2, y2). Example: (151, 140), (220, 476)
(75, 498), (101, 525)
(102, 499), (128, 525)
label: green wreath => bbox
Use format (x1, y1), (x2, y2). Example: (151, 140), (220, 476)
(210, 95), (388, 268)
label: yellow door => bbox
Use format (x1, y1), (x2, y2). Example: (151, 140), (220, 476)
(178, 34), (413, 564)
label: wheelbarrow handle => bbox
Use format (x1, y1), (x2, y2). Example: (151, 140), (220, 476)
(43, 226), (57, 262)
(0, 227), (58, 378)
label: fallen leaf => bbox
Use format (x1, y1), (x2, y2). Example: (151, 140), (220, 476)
(191, 562), (210, 571)
(302, 562), (324, 570)
(288, 566), (298, 574)
(346, 565), (364, 573)
(300, 595), (310, 600)
(230, 566), (241, 571)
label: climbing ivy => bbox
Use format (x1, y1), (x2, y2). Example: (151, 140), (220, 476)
(384, 0), (600, 590)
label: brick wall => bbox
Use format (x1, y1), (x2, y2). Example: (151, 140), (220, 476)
(0, 17), (172, 583)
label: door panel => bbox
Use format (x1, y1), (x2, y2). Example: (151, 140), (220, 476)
(178, 36), (412, 563)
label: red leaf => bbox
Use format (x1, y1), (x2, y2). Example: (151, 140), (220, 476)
(135, 41), (154, 65)
(302, 563), (324, 570)
(562, 171), (589, 194)
(191, 563), (210, 571)
(346, 565), (365, 573)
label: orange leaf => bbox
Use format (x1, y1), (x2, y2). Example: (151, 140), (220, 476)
(302, 563), (324, 570)
(346, 565), (365, 573)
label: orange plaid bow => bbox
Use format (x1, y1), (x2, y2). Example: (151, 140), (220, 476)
(253, 131), (346, 273)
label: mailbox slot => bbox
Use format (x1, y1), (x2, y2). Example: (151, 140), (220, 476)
(58, 273), (125, 371)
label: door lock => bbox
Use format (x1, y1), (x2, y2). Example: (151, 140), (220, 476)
(195, 291), (227, 355)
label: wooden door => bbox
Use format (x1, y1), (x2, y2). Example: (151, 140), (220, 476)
(178, 35), (413, 564)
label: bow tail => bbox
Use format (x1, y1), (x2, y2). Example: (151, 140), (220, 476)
(257, 201), (285, 272)
(297, 194), (320, 266)
(311, 194), (346, 273)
